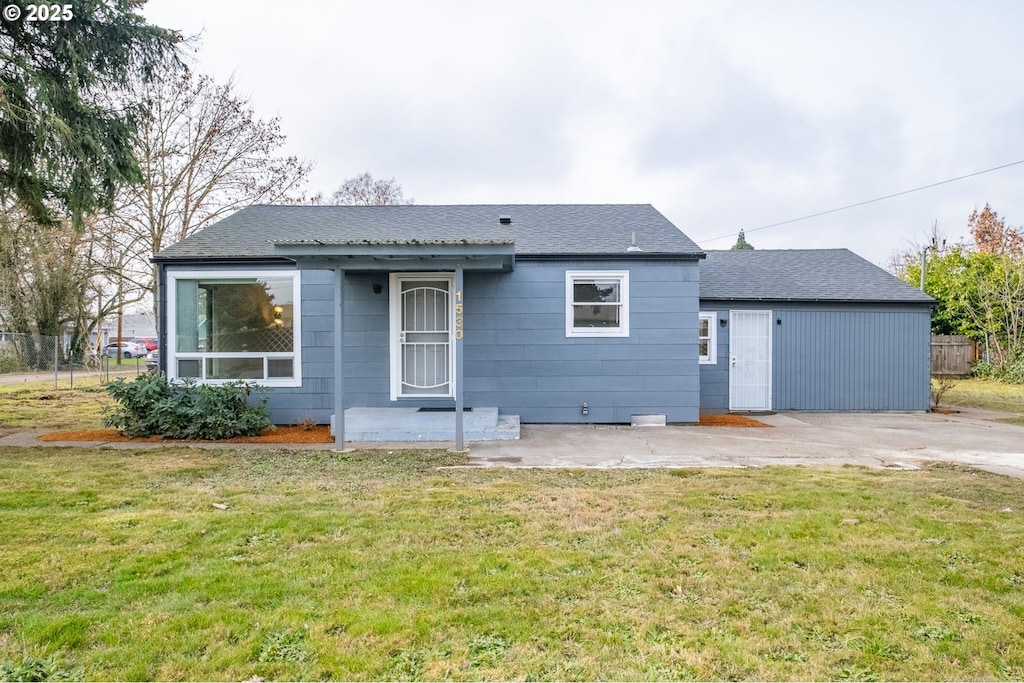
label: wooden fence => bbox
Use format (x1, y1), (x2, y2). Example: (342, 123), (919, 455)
(931, 335), (977, 377)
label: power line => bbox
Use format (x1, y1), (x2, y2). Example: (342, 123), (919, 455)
(702, 159), (1024, 243)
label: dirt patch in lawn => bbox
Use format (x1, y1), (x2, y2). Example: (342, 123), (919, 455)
(38, 425), (334, 444)
(697, 413), (772, 427)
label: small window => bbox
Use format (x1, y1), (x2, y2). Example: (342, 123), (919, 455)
(565, 271), (629, 337)
(699, 312), (717, 364)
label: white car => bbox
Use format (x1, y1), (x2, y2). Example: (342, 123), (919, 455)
(105, 341), (145, 358)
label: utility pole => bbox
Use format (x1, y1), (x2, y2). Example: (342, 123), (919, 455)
(919, 222), (946, 292)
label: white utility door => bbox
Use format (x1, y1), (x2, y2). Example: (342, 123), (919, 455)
(729, 310), (772, 411)
(390, 273), (454, 399)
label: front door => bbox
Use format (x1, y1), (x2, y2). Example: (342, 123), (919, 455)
(729, 310), (772, 411)
(390, 273), (454, 399)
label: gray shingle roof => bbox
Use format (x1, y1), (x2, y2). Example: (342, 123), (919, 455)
(700, 249), (935, 303)
(153, 204), (704, 260)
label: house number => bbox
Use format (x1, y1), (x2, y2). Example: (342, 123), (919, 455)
(454, 290), (464, 340)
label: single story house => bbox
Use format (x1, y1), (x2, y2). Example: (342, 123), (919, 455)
(152, 204), (934, 447)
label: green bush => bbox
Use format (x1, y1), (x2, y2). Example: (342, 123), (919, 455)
(973, 358), (1024, 384)
(103, 372), (273, 440)
(1003, 357), (1024, 384)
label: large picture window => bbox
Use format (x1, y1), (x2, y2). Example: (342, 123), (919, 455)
(167, 270), (301, 386)
(565, 270), (630, 337)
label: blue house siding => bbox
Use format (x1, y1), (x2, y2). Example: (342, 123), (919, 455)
(462, 260), (700, 423)
(265, 260), (701, 424)
(699, 302), (932, 413)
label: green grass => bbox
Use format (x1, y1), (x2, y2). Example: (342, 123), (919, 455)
(2, 448), (1024, 680)
(0, 381), (113, 435)
(944, 378), (1024, 426)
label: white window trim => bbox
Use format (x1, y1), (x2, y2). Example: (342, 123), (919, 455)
(389, 272), (456, 401)
(565, 270), (630, 338)
(699, 311), (717, 364)
(166, 269), (302, 388)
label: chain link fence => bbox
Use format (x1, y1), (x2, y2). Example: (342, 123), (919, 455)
(0, 332), (144, 388)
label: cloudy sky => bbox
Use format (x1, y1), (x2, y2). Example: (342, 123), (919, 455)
(142, 0), (1024, 265)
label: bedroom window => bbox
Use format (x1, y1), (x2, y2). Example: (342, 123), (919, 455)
(699, 311), (717, 364)
(565, 270), (629, 337)
(167, 270), (301, 386)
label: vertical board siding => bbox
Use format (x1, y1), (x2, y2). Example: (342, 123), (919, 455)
(775, 307), (931, 410)
(274, 261), (700, 424)
(699, 302), (932, 413)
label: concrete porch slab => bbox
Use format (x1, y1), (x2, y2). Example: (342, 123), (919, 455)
(331, 407), (520, 441)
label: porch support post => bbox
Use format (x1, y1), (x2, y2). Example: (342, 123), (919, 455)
(334, 266), (346, 449)
(454, 264), (465, 451)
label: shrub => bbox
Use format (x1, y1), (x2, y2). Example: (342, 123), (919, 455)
(972, 358), (1024, 384)
(1002, 357), (1024, 384)
(103, 372), (272, 440)
(930, 376), (955, 408)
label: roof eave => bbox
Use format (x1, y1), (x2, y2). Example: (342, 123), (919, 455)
(518, 251), (705, 261)
(698, 296), (936, 305)
(152, 255), (294, 265)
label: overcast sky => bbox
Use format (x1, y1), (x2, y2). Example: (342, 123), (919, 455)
(142, 0), (1024, 266)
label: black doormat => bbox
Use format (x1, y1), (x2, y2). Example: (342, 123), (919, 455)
(417, 407), (474, 412)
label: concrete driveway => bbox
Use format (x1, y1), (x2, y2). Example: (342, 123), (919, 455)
(3, 407), (1022, 478)
(463, 408), (1024, 478)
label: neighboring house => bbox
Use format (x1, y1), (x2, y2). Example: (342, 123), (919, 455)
(152, 204), (933, 446)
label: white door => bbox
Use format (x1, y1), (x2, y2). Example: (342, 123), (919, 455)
(390, 273), (454, 399)
(729, 310), (772, 411)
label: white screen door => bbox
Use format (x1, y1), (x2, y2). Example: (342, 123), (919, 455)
(729, 310), (772, 411)
(390, 274), (454, 399)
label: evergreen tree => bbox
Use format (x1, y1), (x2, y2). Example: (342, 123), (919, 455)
(0, 0), (180, 230)
(731, 230), (755, 250)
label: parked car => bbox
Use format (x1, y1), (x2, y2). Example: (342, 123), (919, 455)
(145, 349), (160, 373)
(105, 341), (145, 358)
(132, 337), (158, 351)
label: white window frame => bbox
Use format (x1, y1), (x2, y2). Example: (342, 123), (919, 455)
(699, 311), (717, 364)
(565, 270), (630, 338)
(165, 269), (302, 388)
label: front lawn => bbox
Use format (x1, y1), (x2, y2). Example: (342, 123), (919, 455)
(1, 447), (1023, 680)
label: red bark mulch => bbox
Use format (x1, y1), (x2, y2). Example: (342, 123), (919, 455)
(37, 425), (334, 443)
(38, 414), (771, 443)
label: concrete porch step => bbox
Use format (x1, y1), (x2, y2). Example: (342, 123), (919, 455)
(331, 407), (520, 441)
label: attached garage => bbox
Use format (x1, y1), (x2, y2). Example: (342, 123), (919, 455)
(698, 249), (934, 413)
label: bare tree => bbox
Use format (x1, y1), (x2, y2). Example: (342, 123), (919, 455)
(95, 68), (313, 303)
(0, 200), (111, 364)
(330, 173), (412, 205)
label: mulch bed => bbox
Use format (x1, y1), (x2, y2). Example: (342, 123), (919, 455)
(38, 414), (771, 443)
(697, 413), (772, 427)
(37, 425), (334, 444)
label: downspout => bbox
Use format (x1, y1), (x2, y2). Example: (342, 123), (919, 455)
(157, 263), (168, 374)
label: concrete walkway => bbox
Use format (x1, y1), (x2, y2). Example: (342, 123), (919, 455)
(2, 407), (1022, 477)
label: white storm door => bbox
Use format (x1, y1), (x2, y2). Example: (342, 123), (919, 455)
(729, 310), (772, 411)
(390, 273), (454, 399)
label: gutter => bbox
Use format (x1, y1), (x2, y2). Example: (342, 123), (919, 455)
(698, 297), (936, 305)
(517, 252), (706, 261)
